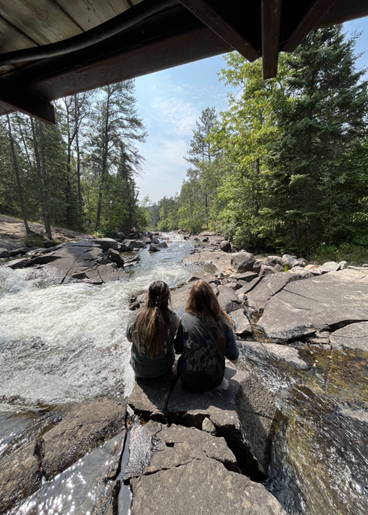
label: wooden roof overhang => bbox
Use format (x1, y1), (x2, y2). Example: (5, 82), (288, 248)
(0, 0), (367, 124)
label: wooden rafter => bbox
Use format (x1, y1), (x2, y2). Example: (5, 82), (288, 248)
(261, 0), (283, 79)
(0, 85), (55, 124)
(282, 0), (337, 53)
(178, 0), (260, 62)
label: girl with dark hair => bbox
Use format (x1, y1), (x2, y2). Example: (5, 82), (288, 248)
(126, 281), (179, 378)
(174, 280), (239, 392)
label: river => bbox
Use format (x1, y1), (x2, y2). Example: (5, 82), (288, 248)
(0, 233), (195, 515)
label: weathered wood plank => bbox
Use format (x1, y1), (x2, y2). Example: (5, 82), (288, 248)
(261, 0), (282, 79)
(53, 0), (132, 31)
(0, 0), (82, 46)
(0, 15), (37, 54)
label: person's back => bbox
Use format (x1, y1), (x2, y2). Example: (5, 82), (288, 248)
(127, 281), (178, 378)
(174, 280), (238, 392)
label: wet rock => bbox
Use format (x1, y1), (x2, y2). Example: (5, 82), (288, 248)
(124, 422), (153, 482)
(220, 240), (231, 252)
(230, 309), (252, 336)
(143, 421), (238, 474)
(97, 263), (128, 282)
(91, 480), (120, 515)
(8, 247), (30, 256)
(7, 257), (29, 269)
(149, 244), (160, 252)
(231, 252), (255, 273)
(217, 285), (242, 313)
(107, 248), (124, 267)
(42, 398), (126, 481)
(0, 247), (10, 258)
(247, 272), (303, 313)
(124, 239), (146, 250)
(131, 458), (286, 515)
(156, 241), (168, 249)
(330, 322), (368, 351)
(0, 439), (43, 513)
(239, 341), (309, 369)
(152, 237), (160, 244)
(258, 269), (368, 342)
(167, 366), (278, 476)
(128, 367), (178, 423)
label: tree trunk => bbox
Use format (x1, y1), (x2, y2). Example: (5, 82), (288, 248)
(6, 115), (31, 235)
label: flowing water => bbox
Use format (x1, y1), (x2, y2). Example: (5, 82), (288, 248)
(0, 234), (196, 514)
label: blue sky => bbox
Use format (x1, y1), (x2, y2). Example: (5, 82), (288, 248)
(134, 18), (368, 204)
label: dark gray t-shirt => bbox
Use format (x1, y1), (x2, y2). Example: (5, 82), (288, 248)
(127, 308), (179, 379)
(174, 312), (239, 391)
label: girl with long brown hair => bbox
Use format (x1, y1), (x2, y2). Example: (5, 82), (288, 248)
(126, 281), (179, 378)
(174, 280), (238, 392)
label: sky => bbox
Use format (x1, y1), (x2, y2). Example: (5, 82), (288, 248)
(133, 17), (368, 204)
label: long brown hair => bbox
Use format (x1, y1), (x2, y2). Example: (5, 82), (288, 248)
(133, 281), (173, 358)
(185, 280), (233, 356)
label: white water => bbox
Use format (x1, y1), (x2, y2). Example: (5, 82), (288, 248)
(0, 235), (195, 407)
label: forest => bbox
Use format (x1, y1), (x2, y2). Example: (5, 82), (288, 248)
(152, 26), (368, 258)
(1, 25), (368, 259)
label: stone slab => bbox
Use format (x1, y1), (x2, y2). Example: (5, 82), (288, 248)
(246, 272), (303, 313)
(239, 341), (309, 370)
(258, 269), (368, 341)
(42, 398), (126, 480)
(330, 322), (368, 351)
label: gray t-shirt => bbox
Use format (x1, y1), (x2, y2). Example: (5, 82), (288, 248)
(127, 308), (179, 379)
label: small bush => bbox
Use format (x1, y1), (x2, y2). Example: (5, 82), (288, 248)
(23, 235), (46, 248)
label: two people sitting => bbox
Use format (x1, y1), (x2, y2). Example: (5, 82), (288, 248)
(126, 280), (239, 392)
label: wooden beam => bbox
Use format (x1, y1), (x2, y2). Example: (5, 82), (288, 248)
(0, 85), (55, 123)
(282, 0), (337, 53)
(261, 0), (283, 79)
(317, 0), (368, 27)
(178, 0), (260, 62)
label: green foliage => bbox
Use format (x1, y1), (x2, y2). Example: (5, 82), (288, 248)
(310, 243), (368, 266)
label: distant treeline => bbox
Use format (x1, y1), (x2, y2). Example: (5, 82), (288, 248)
(0, 81), (148, 239)
(151, 26), (368, 255)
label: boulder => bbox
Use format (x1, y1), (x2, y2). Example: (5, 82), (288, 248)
(128, 368), (178, 423)
(167, 366), (279, 476)
(0, 440), (43, 514)
(156, 241), (168, 249)
(321, 261), (341, 272)
(183, 251), (233, 275)
(330, 322), (368, 351)
(253, 259), (263, 274)
(247, 272), (303, 313)
(258, 269), (368, 341)
(230, 309), (252, 336)
(123, 239), (146, 250)
(217, 285), (242, 313)
(149, 244), (160, 252)
(258, 264), (277, 277)
(231, 252), (255, 273)
(220, 240), (231, 252)
(0, 247), (10, 258)
(265, 256), (283, 266)
(131, 458), (286, 515)
(107, 248), (124, 267)
(292, 258), (307, 268)
(42, 398), (126, 480)
(281, 254), (297, 268)
(152, 237), (160, 244)
(230, 271), (258, 282)
(91, 238), (119, 251)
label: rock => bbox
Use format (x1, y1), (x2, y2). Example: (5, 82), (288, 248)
(91, 480), (120, 515)
(202, 417), (217, 435)
(130, 457), (286, 515)
(230, 271), (259, 282)
(330, 322), (368, 351)
(97, 263), (128, 282)
(91, 238), (119, 251)
(265, 256), (283, 266)
(293, 258), (307, 268)
(321, 261), (341, 272)
(42, 398), (126, 481)
(220, 240), (231, 252)
(0, 440), (43, 514)
(107, 248), (124, 267)
(281, 254), (297, 268)
(156, 241), (168, 249)
(149, 244), (160, 252)
(230, 309), (252, 336)
(123, 239), (146, 250)
(124, 421), (154, 482)
(170, 283), (193, 310)
(8, 247), (30, 256)
(252, 259), (263, 274)
(152, 237), (160, 244)
(236, 277), (263, 300)
(247, 272), (303, 313)
(167, 366), (278, 476)
(183, 251), (233, 275)
(128, 368), (178, 423)
(231, 252), (255, 273)
(258, 264), (277, 277)
(338, 260), (348, 270)
(239, 341), (309, 369)
(7, 257), (29, 269)
(258, 269), (368, 342)
(217, 285), (242, 313)
(0, 247), (10, 258)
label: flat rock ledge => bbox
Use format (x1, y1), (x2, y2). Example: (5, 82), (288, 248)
(0, 398), (126, 514)
(127, 365), (286, 515)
